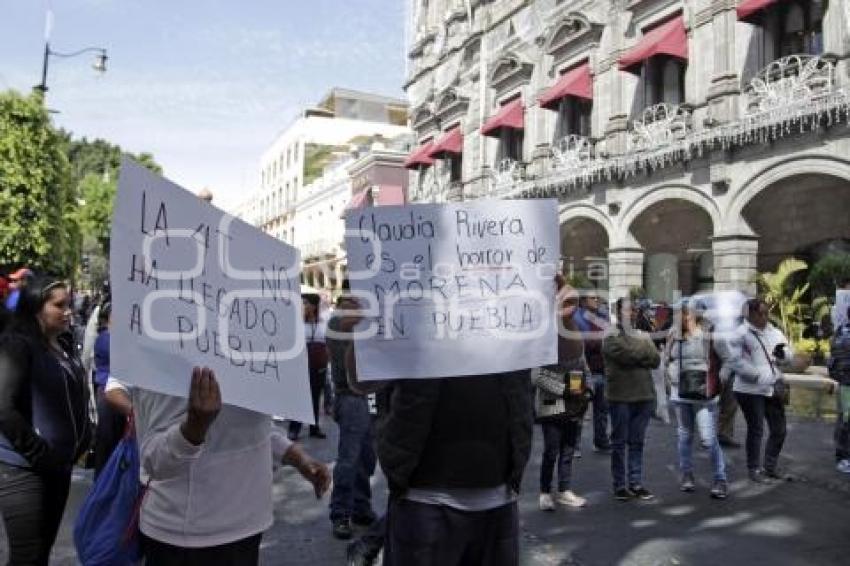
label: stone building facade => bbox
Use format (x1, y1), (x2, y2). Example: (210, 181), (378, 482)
(404, 0), (850, 303)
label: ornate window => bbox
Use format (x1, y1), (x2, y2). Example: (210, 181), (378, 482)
(499, 128), (524, 162)
(644, 56), (686, 106)
(778, 0), (825, 56)
(556, 98), (592, 140)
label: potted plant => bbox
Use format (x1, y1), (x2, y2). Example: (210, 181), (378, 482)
(758, 259), (811, 372)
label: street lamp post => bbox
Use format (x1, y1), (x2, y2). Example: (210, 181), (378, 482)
(34, 43), (108, 94)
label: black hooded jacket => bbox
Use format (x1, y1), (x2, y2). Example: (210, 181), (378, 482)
(376, 370), (533, 497)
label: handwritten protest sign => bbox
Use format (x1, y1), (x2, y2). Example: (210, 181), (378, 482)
(344, 199), (559, 380)
(110, 158), (313, 420)
(835, 290), (850, 328)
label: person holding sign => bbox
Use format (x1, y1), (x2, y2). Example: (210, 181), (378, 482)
(0, 276), (93, 565)
(603, 298), (661, 502)
(289, 293), (329, 440)
(377, 369), (533, 565)
(134, 368), (331, 565)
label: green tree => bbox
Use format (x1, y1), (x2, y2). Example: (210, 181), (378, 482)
(59, 134), (162, 262)
(758, 258), (809, 345)
(0, 90), (79, 276)
(808, 253), (850, 299)
(77, 172), (116, 256)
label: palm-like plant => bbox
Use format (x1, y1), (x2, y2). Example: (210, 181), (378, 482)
(758, 258), (809, 344)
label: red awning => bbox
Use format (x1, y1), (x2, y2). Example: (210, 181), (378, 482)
(618, 15), (688, 74)
(539, 63), (593, 111)
(343, 190), (370, 214)
(480, 98), (525, 138)
(403, 140), (435, 169)
(736, 0), (778, 23)
(376, 185), (405, 206)
(427, 127), (463, 158)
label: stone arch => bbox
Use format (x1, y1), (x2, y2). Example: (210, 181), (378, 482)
(559, 205), (612, 287)
(620, 186), (720, 300)
(617, 184), (721, 246)
(724, 154), (850, 234)
(730, 160), (850, 273)
(559, 203), (614, 243)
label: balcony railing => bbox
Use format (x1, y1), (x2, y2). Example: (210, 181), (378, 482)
(628, 103), (691, 153)
(421, 55), (849, 203)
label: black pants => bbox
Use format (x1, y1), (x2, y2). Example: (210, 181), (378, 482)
(289, 368), (326, 436)
(0, 462), (71, 566)
(735, 392), (787, 472)
(383, 498), (519, 566)
(142, 533), (262, 566)
(539, 419), (579, 493)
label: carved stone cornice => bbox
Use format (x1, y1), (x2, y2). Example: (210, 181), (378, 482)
(433, 87), (471, 126)
(489, 52), (535, 96)
(411, 100), (440, 136)
(545, 12), (606, 71)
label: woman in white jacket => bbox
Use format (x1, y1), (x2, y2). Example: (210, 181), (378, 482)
(728, 299), (794, 483)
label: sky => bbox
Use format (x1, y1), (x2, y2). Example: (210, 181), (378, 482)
(1, 0), (408, 213)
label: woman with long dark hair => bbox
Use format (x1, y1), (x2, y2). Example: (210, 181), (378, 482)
(0, 276), (92, 564)
(663, 302), (728, 499)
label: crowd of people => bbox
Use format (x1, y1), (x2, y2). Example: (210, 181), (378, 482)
(0, 265), (849, 566)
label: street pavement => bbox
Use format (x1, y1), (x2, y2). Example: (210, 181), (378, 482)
(2, 412), (850, 565)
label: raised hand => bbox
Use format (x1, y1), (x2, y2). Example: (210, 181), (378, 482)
(181, 366), (222, 446)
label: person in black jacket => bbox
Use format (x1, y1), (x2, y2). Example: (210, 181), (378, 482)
(377, 370), (533, 566)
(0, 276), (92, 565)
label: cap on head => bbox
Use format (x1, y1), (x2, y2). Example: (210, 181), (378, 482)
(9, 268), (32, 281)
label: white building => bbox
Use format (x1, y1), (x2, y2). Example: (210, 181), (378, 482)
(297, 137), (414, 292)
(405, 0), (850, 301)
(241, 88), (410, 244)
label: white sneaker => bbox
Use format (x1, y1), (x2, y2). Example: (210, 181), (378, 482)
(837, 459), (850, 474)
(555, 490), (587, 508)
(538, 493), (555, 511)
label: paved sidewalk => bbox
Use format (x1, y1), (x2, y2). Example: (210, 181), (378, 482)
(3, 414), (849, 565)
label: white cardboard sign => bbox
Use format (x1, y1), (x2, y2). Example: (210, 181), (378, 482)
(110, 158), (313, 420)
(344, 199), (559, 380)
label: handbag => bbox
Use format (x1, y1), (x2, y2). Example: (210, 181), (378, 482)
(677, 336), (720, 401)
(74, 413), (147, 566)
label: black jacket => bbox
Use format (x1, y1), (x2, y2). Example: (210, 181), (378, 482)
(0, 333), (92, 474)
(376, 370), (533, 496)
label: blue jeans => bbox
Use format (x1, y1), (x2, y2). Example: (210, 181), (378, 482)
(609, 401), (653, 490)
(673, 401), (726, 482)
(330, 395), (377, 522)
(591, 374), (610, 448)
(539, 420), (579, 493)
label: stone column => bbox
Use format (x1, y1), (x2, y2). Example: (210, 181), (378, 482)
(607, 247), (645, 304)
(712, 234), (759, 296)
(706, 0), (742, 123)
